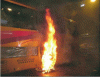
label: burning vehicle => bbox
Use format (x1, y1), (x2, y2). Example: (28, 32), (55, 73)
(1, 0), (99, 76)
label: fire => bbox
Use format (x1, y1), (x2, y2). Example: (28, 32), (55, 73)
(42, 8), (57, 73)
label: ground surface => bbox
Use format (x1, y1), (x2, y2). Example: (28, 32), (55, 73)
(1, 67), (100, 76)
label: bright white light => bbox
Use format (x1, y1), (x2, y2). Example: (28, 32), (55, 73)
(18, 44), (21, 47)
(91, 0), (96, 2)
(18, 41), (21, 47)
(7, 8), (12, 11)
(80, 4), (85, 7)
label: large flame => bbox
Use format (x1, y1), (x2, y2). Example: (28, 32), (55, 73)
(42, 8), (57, 73)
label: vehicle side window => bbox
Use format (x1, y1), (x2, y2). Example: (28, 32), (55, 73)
(1, 47), (27, 58)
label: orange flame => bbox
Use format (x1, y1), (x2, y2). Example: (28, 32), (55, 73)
(42, 8), (57, 73)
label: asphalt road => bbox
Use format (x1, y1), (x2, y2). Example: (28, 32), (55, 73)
(1, 67), (100, 76)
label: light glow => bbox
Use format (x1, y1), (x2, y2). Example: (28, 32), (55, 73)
(80, 4), (85, 7)
(42, 8), (57, 73)
(18, 41), (21, 47)
(7, 8), (12, 11)
(90, 0), (96, 2)
(69, 19), (73, 22)
(2, 8), (4, 10)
